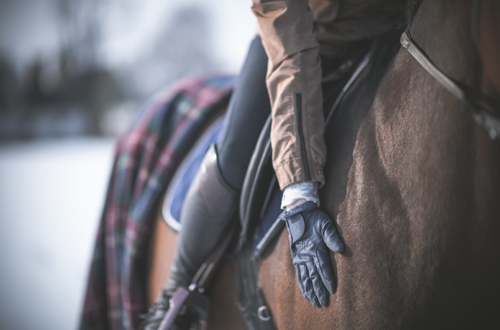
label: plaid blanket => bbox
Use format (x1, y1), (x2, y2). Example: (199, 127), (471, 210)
(79, 74), (235, 330)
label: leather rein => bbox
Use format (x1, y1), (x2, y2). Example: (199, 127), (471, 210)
(400, 29), (500, 140)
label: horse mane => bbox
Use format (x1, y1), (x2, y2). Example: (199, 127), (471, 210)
(406, 0), (424, 27)
(365, 28), (404, 91)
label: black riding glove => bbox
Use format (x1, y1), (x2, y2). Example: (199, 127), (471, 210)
(281, 201), (344, 307)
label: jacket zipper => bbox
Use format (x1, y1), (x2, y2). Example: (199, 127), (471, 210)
(295, 93), (311, 181)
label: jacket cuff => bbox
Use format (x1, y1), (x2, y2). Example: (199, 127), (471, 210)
(274, 158), (325, 190)
(279, 201), (318, 219)
(281, 182), (320, 209)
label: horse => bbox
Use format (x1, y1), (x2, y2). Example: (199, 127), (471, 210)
(147, 0), (500, 328)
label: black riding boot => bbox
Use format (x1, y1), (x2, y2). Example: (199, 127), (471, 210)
(139, 144), (239, 329)
(167, 143), (239, 290)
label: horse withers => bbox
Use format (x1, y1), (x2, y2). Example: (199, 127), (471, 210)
(149, 0), (500, 328)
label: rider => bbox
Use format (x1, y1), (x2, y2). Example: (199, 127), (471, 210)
(140, 0), (404, 327)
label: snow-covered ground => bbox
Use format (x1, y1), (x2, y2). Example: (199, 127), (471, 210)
(0, 138), (115, 330)
(0, 1), (256, 328)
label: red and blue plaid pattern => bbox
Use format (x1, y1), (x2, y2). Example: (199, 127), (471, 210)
(79, 74), (235, 330)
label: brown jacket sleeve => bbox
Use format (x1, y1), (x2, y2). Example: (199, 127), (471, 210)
(252, 0), (327, 190)
(252, 0), (404, 190)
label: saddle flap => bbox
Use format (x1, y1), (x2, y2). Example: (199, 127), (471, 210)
(162, 117), (225, 232)
(236, 115), (275, 252)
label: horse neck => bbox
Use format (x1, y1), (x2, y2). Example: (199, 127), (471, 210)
(333, 1), (500, 325)
(376, 0), (500, 227)
(404, 0), (500, 165)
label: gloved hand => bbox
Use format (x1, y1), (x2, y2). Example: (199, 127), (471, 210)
(280, 201), (344, 307)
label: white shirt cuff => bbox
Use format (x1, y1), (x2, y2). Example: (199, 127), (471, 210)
(280, 182), (320, 209)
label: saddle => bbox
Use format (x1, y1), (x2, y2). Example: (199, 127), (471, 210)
(160, 45), (373, 330)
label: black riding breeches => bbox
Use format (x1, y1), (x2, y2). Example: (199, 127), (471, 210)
(216, 36), (271, 191)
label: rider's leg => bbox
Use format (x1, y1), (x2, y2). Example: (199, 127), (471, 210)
(139, 36), (270, 329)
(165, 35), (271, 293)
(216, 36), (272, 191)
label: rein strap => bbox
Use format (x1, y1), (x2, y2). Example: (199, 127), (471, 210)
(400, 30), (500, 140)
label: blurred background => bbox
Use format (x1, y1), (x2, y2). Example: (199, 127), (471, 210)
(0, 0), (255, 328)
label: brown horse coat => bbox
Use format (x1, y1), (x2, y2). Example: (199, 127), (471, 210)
(259, 0), (500, 328)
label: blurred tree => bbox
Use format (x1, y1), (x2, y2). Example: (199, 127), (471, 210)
(128, 5), (218, 96)
(55, 0), (109, 74)
(0, 52), (20, 114)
